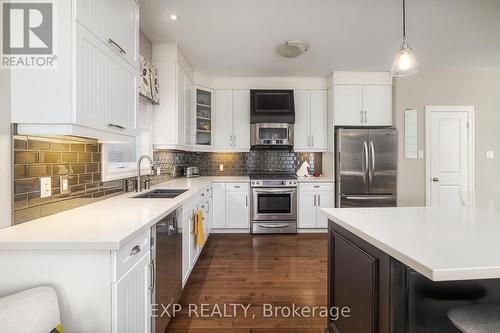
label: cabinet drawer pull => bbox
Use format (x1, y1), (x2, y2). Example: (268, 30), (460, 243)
(234, 185), (241, 189)
(108, 123), (125, 130)
(108, 38), (126, 54)
(129, 245), (141, 256)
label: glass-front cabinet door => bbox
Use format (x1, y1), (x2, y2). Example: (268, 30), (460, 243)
(195, 87), (213, 149)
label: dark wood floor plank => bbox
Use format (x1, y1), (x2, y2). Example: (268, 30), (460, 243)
(165, 234), (328, 332)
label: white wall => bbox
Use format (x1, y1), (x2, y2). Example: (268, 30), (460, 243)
(395, 69), (500, 206)
(0, 68), (12, 228)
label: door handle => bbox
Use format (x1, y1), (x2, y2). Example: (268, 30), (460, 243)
(314, 194), (317, 206)
(149, 259), (155, 292)
(369, 141), (375, 184)
(108, 38), (126, 54)
(246, 195), (248, 207)
(432, 177), (439, 182)
(318, 194), (321, 206)
(360, 110), (363, 123)
(364, 110), (367, 123)
(108, 123), (125, 130)
(362, 141), (369, 183)
(311, 136), (314, 147)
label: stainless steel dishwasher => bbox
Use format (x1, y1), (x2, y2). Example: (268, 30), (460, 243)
(151, 209), (182, 333)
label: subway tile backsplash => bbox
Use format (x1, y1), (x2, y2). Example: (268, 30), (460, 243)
(12, 136), (323, 225)
(12, 136), (122, 225)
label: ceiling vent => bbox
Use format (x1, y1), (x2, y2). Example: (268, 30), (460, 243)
(276, 40), (310, 58)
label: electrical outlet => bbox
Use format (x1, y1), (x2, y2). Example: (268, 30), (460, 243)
(60, 176), (70, 195)
(486, 150), (495, 159)
(219, 164), (224, 172)
(40, 177), (52, 198)
(418, 150), (424, 159)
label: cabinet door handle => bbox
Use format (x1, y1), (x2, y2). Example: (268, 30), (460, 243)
(108, 123), (125, 130)
(149, 259), (155, 292)
(246, 195), (248, 207)
(360, 110), (363, 123)
(314, 194), (316, 206)
(311, 136), (314, 147)
(318, 194), (321, 206)
(129, 245), (141, 256)
(108, 38), (126, 54)
(364, 110), (367, 123)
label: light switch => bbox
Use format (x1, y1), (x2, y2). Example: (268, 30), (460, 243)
(418, 150), (424, 159)
(60, 176), (70, 194)
(219, 164), (224, 172)
(40, 177), (52, 198)
(486, 150), (495, 159)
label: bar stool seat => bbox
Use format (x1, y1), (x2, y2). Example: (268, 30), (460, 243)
(447, 304), (500, 333)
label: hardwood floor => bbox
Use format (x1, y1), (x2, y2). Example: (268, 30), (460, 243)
(165, 234), (328, 333)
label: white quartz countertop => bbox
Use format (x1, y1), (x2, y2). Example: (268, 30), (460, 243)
(0, 177), (249, 251)
(297, 176), (334, 183)
(322, 205), (500, 281)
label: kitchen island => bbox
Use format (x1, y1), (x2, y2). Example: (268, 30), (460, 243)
(322, 198), (500, 333)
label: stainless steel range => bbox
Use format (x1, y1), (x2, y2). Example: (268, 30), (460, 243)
(250, 173), (298, 234)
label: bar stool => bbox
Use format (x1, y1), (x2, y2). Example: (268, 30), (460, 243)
(447, 304), (500, 333)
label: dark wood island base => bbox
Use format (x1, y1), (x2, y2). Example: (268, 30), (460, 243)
(327, 219), (500, 333)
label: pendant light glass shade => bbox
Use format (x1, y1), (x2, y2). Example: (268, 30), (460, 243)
(390, 0), (420, 76)
(390, 39), (420, 76)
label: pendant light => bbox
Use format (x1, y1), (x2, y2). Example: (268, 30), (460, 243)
(390, 0), (420, 76)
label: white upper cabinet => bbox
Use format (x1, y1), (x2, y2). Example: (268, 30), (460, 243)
(334, 85), (364, 126)
(75, 25), (137, 133)
(233, 90), (251, 151)
(11, 0), (138, 141)
(214, 90), (250, 152)
(214, 90), (234, 151)
(333, 71), (393, 127)
(74, 0), (139, 69)
(362, 85), (393, 126)
(294, 90), (328, 152)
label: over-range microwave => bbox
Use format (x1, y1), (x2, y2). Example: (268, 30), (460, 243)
(250, 123), (294, 148)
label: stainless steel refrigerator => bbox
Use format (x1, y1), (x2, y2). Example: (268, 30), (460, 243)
(335, 128), (397, 207)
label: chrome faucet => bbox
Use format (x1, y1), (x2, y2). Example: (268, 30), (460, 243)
(137, 155), (154, 192)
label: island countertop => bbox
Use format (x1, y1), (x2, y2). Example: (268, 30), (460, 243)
(0, 176), (249, 251)
(322, 204), (500, 282)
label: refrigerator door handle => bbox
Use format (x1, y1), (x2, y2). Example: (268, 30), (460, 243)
(369, 141), (375, 184)
(362, 141), (369, 184)
(345, 196), (394, 200)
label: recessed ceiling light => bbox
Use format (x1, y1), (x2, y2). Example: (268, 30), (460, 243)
(276, 40), (310, 58)
(170, 14), (178, 21)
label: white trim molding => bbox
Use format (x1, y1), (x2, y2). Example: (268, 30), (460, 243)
(425, 105), (475, 206)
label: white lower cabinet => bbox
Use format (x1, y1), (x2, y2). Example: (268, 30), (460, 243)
(212, 182), (250, 230)
(298, 183), (334, 229)
(113, 253), (151, 333)
(181, 186), (213, 288)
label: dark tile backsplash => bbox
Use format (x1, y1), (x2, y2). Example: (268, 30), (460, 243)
(12, 136), (123, 225)
(12, 136), (322, 225)
(154, 150), (322, 176)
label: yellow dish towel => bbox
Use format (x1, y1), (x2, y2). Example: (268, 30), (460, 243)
(195, 209), (205, 246)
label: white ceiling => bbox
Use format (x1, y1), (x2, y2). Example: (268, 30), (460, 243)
(139, 0), (500, 76)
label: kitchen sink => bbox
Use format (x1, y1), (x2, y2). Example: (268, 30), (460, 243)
(132, 189), (189, 199)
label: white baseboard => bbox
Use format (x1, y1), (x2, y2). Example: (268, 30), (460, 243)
(210, 228), (251, 234)
(297, 228), (328, 233)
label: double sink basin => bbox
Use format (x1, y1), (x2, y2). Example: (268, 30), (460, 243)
(133, 189), (188, 199)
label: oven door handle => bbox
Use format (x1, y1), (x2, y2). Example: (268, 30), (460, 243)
(256, 224), (290, 228)
(254, 189), (295, 194)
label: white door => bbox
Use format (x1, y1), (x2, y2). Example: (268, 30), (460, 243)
(212, 182), (226, 228)
(294, 90), (311, 151)
(177, 65), (186, 146)
(317, 191), (334, 228)
(226, 190), (249, 229)
(298, 191), (317, 228)
(113, 253), (151, 333)
(310, 90), (328, 151)
(334, 85), (363, 126)
(363, 85), (392, 126)
(214, 90), (234, 150)
(233, 90), (251, 151)
(75, 25), (137, 134)
(427, 109), (472, 206)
